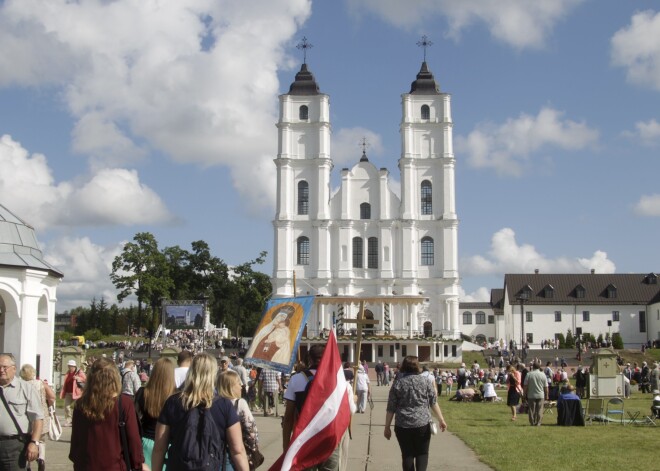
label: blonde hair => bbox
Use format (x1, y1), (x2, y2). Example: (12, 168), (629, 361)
(181, 353), (217, 410)
(19, 364), (36, 381)
(143, 357), (176, 418)
(217, 369), (241, 400)
(77, 358), (121, 421)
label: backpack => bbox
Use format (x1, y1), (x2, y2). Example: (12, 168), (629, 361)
(168, 400), (224, 471)
(294, 370), (315, 413)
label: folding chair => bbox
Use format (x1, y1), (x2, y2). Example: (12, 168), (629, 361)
(605, 397), (625, 425)
(585, 398), (604, 425)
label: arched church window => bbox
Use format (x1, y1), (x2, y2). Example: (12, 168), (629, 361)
(421, 180), (432, 215)
(352, 237), (363, 268)
(367, 237), (378, 269)
(298, 181), (309, 215)
(360, 202), (371, 219)
(421, 236), (434, 266)
(297, 236), (309, 265)
(299, 105), (309, 120)
(421, 104), (430, 120)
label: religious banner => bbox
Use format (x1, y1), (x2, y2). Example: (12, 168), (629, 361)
(245, 296), (315, 374)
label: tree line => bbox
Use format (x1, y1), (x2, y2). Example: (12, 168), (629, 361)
(59, 232), (272, 338)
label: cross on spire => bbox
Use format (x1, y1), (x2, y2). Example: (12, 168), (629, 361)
(297, 37), (313, 64)
(417, 35), (433, 62)
(360, 137), (369, 154)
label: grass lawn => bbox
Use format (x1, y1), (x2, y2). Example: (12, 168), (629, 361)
(439, 388), (659, 471)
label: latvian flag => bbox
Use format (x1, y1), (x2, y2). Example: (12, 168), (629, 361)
(269, 330), (352, 471)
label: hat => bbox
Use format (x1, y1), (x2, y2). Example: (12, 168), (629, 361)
(219, 356), (230, 363)
(626, 363), (631, 366)
(653, 390), (659, 395)
(67, 360), (77, 367)
(460, 363), (465, 367)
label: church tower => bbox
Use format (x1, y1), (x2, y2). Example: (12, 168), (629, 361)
(273, 40), (332, 296)
(398, 56), (460, 336)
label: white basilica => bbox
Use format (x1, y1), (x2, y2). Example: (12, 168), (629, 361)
(271, 57), (462, 363)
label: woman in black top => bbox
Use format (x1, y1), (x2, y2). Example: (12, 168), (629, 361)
(134, 357), (175, 470)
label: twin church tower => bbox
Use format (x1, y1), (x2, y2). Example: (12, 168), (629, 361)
(271, 40), (461, 356)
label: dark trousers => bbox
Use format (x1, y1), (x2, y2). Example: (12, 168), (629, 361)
(394, 424), (431, 471)
(0, 438), (26, 471)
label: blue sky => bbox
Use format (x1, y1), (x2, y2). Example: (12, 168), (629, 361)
(1, 0), (660, 310)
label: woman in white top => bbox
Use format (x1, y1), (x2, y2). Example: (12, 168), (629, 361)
(356, 365), (371, 413)
(482, 378), (498, 402)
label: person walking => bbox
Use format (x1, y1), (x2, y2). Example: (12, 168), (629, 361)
(60, 360), (86, 427)
(523, 362), (549, 426)
(384, 356), (447, 471)
(151, 352), (248, 471)
(133, 357), (175, 470)
(356, 365), (371, 413)
(69, 358), (146, 470)
(217, 370), (259, 471)
(19, 364), (55, 471)
(0, 354), (44, 471)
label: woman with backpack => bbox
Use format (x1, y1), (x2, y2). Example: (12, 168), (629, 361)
(134, 357), (176, 470)
(69, 358), (146, 470)
(152, 353), (249, 471)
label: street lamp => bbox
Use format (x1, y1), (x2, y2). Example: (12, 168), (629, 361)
(516, 291), (529, 348)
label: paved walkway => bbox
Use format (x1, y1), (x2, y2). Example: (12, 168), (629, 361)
(44, 383), (492, 470)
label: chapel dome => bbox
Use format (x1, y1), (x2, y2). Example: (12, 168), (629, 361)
(287, 63), (321, 95)
(0, 204), (63, 277)
(410, 61), (440, 94)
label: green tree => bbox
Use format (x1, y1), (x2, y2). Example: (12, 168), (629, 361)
(557, 333), (566, 349)
(612, 332), (624, 349)
(565, 329), (575, 348)
(110, 232), (173, 332)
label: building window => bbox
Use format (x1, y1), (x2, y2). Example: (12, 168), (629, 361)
(360, 202), (371, 219)
(525, 311), (533, 322)
(555, 311), (562, 322)
(299, 105), (309, 120)
(607, 284), (617, 299)
(352, 237), (363, 268)
(463, 312), (472, 325)
(421, 237), (434, 265)
(476, 311), (486, 324)
(377, 345), (383, 357)
(612, 311), (620, 322)
(451, 345), (457, 357)
(575, 285), (585, 298)
(582, 311), (590, 322)
(544, 285), (554, 298)
(526, 333), (534, 344)
(639, 311), (646, 332)
(421, 180), (432, 215)
(297, 181), (309, 215)
(488, 315), (495, 324)
(297, 236), (309, 265)
(421, 104), (430, 120)
(367, 237), (378, 269)
(402, 345), (407, 357)
(390, 345), (394, 357)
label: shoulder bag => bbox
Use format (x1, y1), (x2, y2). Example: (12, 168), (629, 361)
(48, 405), (62, 441)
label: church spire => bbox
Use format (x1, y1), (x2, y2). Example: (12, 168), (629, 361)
(410, 35), (440, 94)
(288, 37), (321, 95)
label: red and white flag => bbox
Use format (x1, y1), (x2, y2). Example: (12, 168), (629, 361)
(269, 330), (352, 471)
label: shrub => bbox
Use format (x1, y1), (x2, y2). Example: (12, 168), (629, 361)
(84, 328), (103, 342)
(612, 332), (624, 349)
(565, 330), (575, 348)
(557, 333), (566, 349)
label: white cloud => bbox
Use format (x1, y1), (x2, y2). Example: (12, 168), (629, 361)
(455, 107), (599, 176)
(459, 286), (491, 302)
(43, 236), (124, 311)
(622, 119), (660, 146)
(0, 0), (312, 213)
(611, 10), (660, 91)
(332, 127), (384, 166)
(347, 0), (584, 50)
(0, 134), (173, 229)
(460, 227), (616, 276)
(634, 194), (660, 217)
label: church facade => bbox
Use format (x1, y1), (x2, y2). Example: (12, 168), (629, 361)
(271, 59), (462, 363)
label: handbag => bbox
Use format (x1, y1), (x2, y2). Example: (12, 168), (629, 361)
(430, 420), (438, 435)
(47, 406), (62, 441)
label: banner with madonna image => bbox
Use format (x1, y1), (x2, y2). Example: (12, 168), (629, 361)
(245, 296), (315, 374)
